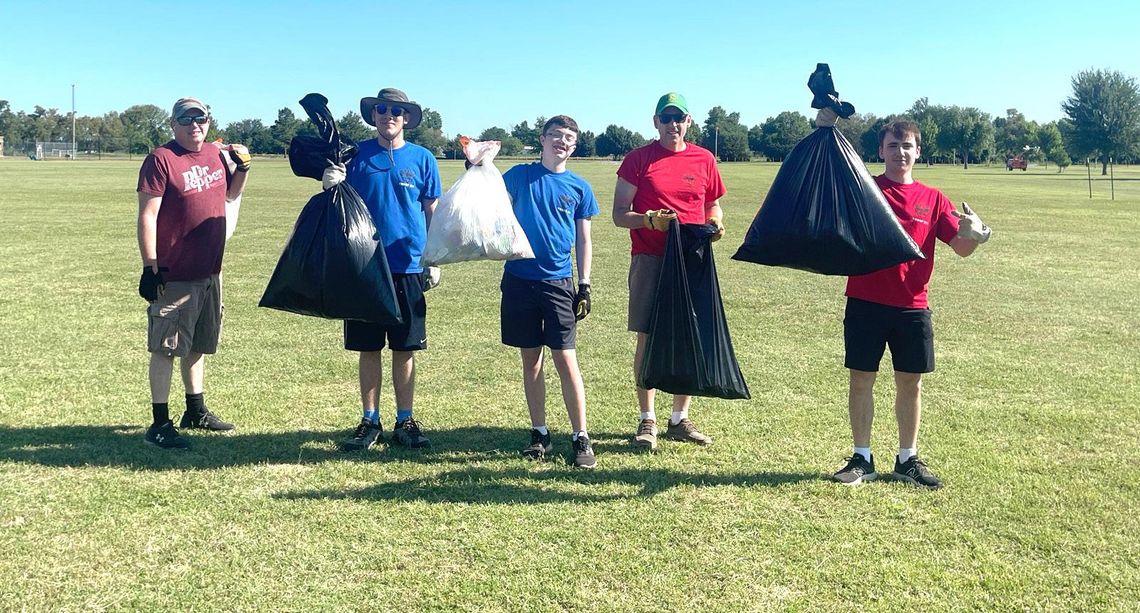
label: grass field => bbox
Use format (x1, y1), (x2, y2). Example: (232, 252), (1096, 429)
(1, 154), (1137, 611)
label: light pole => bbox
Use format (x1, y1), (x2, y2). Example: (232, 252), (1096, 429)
(71, 84), (76, 160)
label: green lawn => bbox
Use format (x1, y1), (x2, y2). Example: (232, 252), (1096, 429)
(0, 155), (1137, 611)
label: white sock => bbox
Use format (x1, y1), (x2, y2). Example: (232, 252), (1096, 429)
(854, 447), (873, 462)
(533, 425), (548, 435)
(898, 447), (916, 463)
(640, 411), (654, 422)
(670, 410), (688, 425)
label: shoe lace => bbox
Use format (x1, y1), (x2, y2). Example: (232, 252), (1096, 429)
(575, 436), (592, 453)
(909, 457), (931, 476)
(400, 418), (423, 436)
(844, 456), (868, 472)
(531, 430), (545, 445)
(637, 420), (656, 436)
(352, 422), (371, 439)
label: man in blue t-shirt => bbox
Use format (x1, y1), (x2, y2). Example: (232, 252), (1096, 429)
(323, 87), (442, 452)
(500, 115), (599, 469)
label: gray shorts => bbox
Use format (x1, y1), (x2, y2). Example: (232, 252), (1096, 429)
(627, 254), (662, 333)
(147, 274), (223, 357)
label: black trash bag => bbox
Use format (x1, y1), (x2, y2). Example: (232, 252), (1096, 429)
(288, 93), (358, 179)
(639, 222), (750, 400)
(808, 62), (856, 118)
(259, 94), (402, 324)
(732, 65), (923, 276)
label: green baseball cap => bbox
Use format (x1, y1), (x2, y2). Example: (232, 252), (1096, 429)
(655, 92), (689, 115)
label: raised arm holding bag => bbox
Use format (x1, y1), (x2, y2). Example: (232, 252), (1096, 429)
(259, 93), (401, 324)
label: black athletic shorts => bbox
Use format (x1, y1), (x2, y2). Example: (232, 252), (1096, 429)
(344, 273), (427, 352)
(500, 272), (577, 350)
(843, 297), (935, 374)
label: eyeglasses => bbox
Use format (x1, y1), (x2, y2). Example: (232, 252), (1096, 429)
(175, 115), (209, 126)
(544, 131), (577, 144)
(373, 104), (406, 118)
(657, 113), (687, 124)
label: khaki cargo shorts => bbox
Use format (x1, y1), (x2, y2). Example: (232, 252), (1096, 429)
(147, 274), (223, 357)
(627, 254), (662, 333)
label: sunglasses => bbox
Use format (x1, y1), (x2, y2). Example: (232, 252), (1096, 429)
(657, 113), (687, 124)
(373, 104), (406, 118)
(175, 115), (210, 126)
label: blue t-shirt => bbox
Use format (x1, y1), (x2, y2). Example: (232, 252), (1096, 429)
(347, 139), (441, 273)
(502, 162), (599, 281)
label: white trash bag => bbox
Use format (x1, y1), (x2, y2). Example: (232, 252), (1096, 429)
(424, 137), (534, 265)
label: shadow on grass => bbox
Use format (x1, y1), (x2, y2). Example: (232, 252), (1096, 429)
(0, 424), (822, 502)
(273, 465), (821, 505)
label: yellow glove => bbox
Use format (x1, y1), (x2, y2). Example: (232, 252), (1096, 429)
(228, 144), (251, 172)
(707, 216), (725, 242)
(644, 209), (677, 232)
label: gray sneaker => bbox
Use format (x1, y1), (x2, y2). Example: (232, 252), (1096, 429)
(392, 417), (431, 448)
(664, 418), (713, 445)
(633, 418), (658, 451)
(342, 420), (383, 452)
(833, 453), (877, 486)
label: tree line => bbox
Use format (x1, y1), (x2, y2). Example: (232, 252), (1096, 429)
(2, 69), (1135, 174)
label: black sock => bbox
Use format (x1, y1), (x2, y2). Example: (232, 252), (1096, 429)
(186, 393), (205, 415)
(152, 403), (170, 425)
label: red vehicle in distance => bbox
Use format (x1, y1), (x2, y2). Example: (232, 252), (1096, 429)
(1006, 155), (1028, 171)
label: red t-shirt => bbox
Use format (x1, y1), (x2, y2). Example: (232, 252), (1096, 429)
(845, 175), (960, 309)
(617, 142), (726, 257)
(137, 141), (230, 281)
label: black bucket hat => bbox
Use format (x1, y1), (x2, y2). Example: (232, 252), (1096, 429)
(359, 87), (423, 130)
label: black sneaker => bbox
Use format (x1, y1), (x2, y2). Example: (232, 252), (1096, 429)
(521, 429), (553, 460)
(833, 453), (877, 486)
(144, 421), (190, 449)
(572, 435), (596, 469)
(392, 417), (431, 448)
(893, 455), (944, 489)
(179, 408), (235, 431)
(341, 420), (383, 452)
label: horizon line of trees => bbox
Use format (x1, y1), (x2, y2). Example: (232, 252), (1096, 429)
(3, 69), (1136, 174)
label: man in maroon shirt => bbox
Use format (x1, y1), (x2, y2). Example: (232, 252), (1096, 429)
(819, 110), (993, 488)
(136, 97), (250, 449)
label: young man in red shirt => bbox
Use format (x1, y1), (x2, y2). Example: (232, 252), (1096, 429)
(612, 92), (727, 450)
(821, 111), (993, 488)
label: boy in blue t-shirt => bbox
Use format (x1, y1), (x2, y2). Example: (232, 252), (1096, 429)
(500, 115), (599, 469)
(323, 87), (441, 452)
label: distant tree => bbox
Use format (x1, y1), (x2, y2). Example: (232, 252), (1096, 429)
(1037, 121), (1070, 172)
(595, 124), (644, 160)
(510, 117), (545, 151)
(860, 116), (890, 162)
(442, 134), (465, 160)
(477, 126), (525, 155)
(222, 119), (270, 153)
(268, 107), (302, 155)
(905, 98), (945, 164)
(337, 112), (374, 144)
(572, 129), (596, 157)
(994, 108), (1039, 159)
(935, 106), (994, 169)
(753, 111), (811, 161)
(121, 104), (170, 155)
(405, 108), (447, 156)
(1061, 68), (1140, 175)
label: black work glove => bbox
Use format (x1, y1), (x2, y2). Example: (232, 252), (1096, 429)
(138, 267), (167, 302)
(574, 282), (591, 321)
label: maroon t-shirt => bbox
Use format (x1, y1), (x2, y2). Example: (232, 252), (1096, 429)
(137, 141), (229, 281)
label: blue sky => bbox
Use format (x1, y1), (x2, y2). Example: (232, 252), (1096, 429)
(2, 0), (1136, 137)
